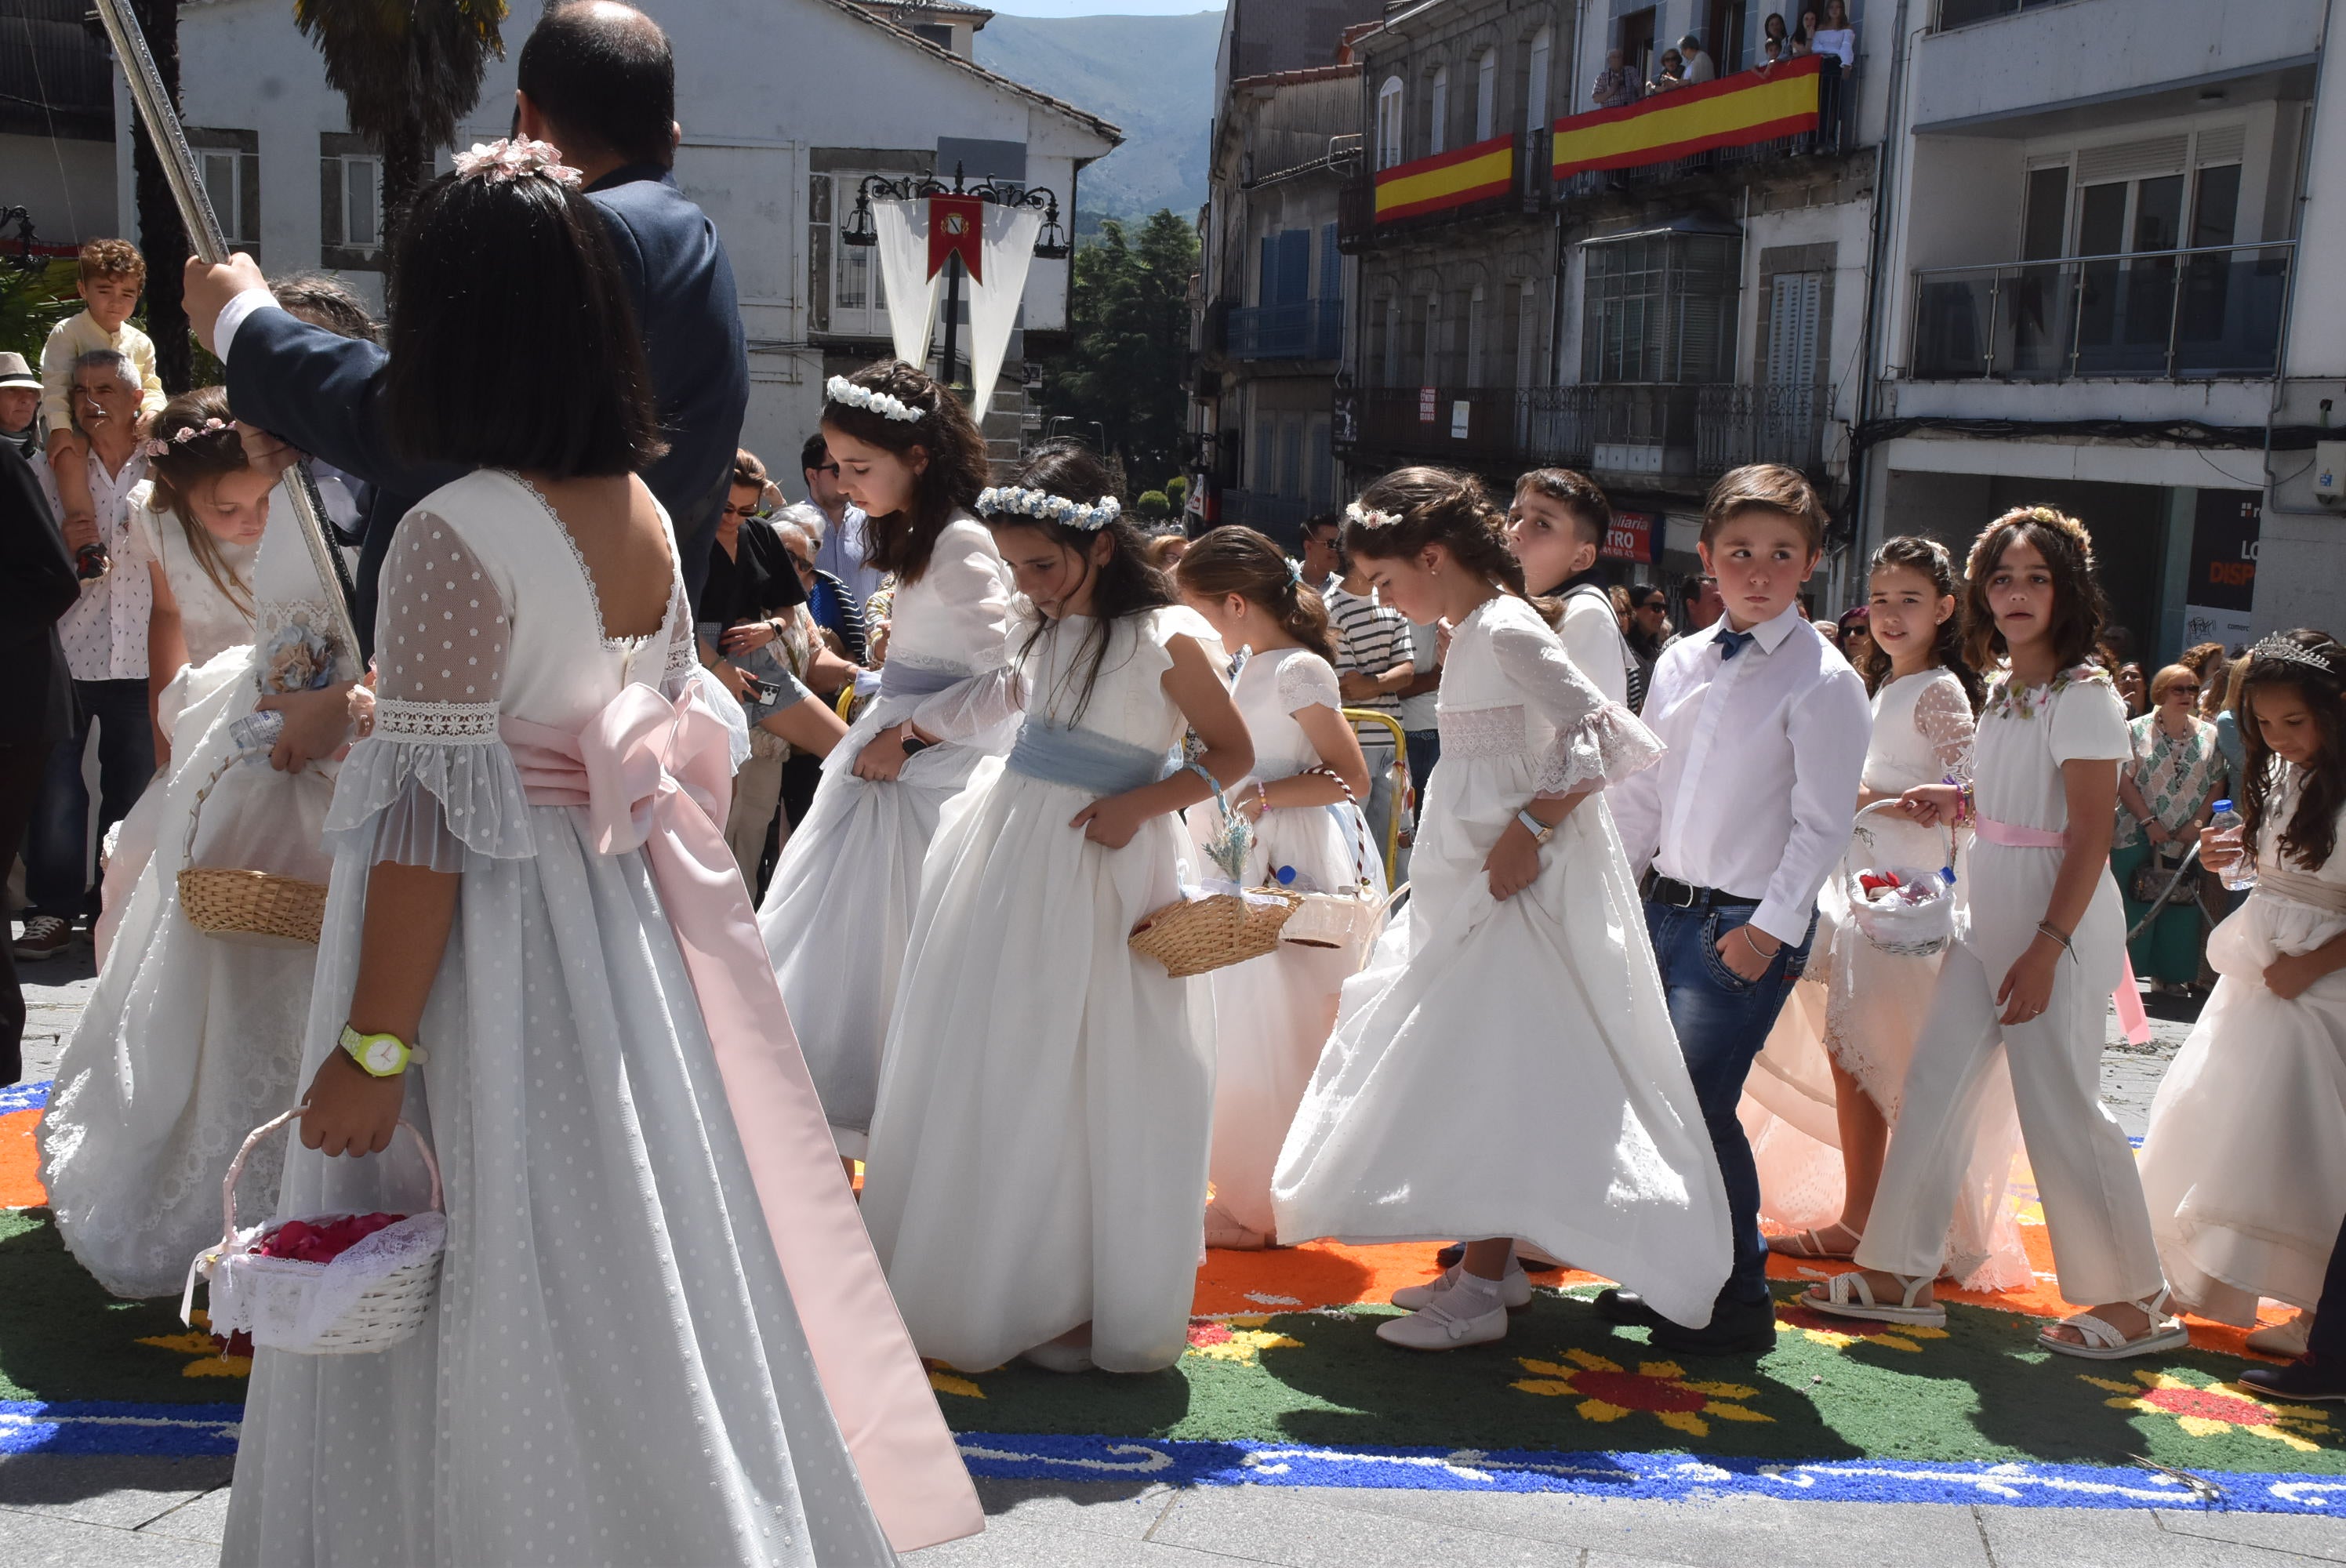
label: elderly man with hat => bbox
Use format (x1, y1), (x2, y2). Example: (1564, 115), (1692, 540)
(0, 354), (41, 460)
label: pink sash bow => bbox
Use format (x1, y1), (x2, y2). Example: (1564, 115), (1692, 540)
(501, 684), (980, 1552)
(1970, 815), (2152, 1045)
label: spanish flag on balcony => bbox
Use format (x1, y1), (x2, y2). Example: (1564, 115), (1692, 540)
(1551, 54), (1821, 178)
(1375, 133), (1516, 223)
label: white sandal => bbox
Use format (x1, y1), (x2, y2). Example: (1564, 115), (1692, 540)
(1803, 1270), (1946, 1327)
(2037, 1287), (2192, 1361)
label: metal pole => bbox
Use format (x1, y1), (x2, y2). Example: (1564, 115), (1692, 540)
(90, 0), (363, 667)
(941, 253), (964, 397)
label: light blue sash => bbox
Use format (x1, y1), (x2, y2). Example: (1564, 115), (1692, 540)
(877, 660), (966, 701)
(1007, 720), (1173, 796)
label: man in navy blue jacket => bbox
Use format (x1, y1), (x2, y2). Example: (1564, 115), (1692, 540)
(186, 0), (746, 671)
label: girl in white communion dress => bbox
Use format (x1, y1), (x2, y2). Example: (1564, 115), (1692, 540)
(860, 441), (1254, 1377)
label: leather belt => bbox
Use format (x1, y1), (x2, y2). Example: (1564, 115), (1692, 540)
(1640, 871), (1761, 909)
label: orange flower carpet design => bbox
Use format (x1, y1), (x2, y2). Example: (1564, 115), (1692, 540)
(7, 1081), (2346, 1512)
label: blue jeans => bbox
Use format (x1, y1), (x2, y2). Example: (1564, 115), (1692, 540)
(1644, 896), (1815, 1308)
(27, 678), (154, 920)
(1404, 729), (1440, 798)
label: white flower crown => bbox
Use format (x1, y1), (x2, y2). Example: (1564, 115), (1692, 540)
(1345, 499), (1398, 529)
(824, 375), (926, 424)
(975, 485), (1122, 532)
(451, 138), (582, 189)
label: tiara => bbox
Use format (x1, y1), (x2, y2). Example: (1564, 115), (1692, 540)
(451, 138), (582, 189)
(2250, 633), (2337, 674)
(140, 416), (230, 457)
(1345, 500), (1398, 529)
(825, 375), (925, 424)
(975, 485), (1120, 532)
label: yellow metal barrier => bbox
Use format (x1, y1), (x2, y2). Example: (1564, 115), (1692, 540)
(836, 681), (859, 721)
(1341, 707), (1410, 886)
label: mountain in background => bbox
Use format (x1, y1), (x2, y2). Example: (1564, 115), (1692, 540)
(975, 9), (1221, 223)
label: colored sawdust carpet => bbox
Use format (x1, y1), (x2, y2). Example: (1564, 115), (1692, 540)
(8, 1084), (2345, 1512)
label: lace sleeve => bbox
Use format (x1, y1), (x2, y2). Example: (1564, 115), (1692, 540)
(1487, 611), (1665, 797)
(1913, 673), (1977, 783)
(322, 513), (533, 869)
(1275, 652), (1342, 715)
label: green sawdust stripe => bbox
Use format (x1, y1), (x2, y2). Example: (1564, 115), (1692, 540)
(6, 1209), (2335, 1478)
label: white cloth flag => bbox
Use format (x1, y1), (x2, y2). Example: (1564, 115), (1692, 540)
(964, 205), (1043, 419)
(871, 198), (943, 372)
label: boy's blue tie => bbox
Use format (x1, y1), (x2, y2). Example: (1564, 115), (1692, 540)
(1716, 629), (1756, 661)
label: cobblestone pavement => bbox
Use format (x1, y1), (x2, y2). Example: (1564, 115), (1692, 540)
(13, 937), (2346, 1566)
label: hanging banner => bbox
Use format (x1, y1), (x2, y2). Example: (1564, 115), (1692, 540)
(964, 203), (1043, 418)
(1373, 133), (1515, 224)
(871, 198), (946, 371)
(1552, 54), (1821, 179)
(928, 194), (986, 283)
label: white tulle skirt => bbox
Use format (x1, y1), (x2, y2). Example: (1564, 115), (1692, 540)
(860, 767), (1214, 1374)
(2140, 889), (2346, 1325)
(757, 698), (1000, 1157)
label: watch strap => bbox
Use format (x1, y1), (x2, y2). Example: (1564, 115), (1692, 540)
(1516, 807), (1555, 844)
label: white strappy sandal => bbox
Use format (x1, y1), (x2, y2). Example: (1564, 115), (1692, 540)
(1803, 1270), (1947, 1328)
(2037, 1287), (2192, 1361)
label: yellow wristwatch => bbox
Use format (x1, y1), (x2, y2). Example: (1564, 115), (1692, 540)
(340, 1025), (426, 1077)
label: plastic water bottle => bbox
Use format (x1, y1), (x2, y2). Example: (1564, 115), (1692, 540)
(2207, 800), (2256, 892)
(1273, 864), (1322, 895)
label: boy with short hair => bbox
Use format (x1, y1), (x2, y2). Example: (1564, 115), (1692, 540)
(1510, 468), (1636, 707)
(1605, 463), (1872, 1353)
(41, 240), (166, 537)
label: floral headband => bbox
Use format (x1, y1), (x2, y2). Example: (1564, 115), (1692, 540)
(2250, 633), (2337, 675)
(451, 137), (582, 189)
(140, 416), (231, 458)
(825, 375), (925, 424)
(976, 485), (1121, 532)
(1345, 499), (1398, 530)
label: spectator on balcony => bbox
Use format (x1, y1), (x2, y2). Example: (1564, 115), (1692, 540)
(1677, 35), (1716, 85)
(1814, 0), (1857, 72)
(1762, 12), (1790, 57)
(1682, 573), (1723, 632)
(1789, 9), (1818, 55)
(1650, 49), (1688, 93)
(1592, 49), (1643, 110)
(1755, 36), (1786, 74)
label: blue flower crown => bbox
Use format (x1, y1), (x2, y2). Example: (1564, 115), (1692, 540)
(975, 485), (1122, 532)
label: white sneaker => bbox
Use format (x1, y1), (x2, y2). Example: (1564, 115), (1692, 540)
(1375, 1286), (1511, 1351)
(1019, 1339), (1095, 1374)
(2249, 1310), (2314, 1359)
(1391, 1261), (1533, 1312)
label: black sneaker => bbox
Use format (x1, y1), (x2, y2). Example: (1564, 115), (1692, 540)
(1649, 1295), (1779, 1356)
(2239, 1356), (2346, 1403)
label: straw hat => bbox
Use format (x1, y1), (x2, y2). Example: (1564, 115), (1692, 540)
(0, 353), (39, 390)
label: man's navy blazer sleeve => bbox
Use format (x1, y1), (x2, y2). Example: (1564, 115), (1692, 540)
(223, 309), (463, 507)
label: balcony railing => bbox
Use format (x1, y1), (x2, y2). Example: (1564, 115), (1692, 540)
(1909, 241), (2292, 381)
(1349, 382), (1827, 476)
(1228, 298), (1345, 361)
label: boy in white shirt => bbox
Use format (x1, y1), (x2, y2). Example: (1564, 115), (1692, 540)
(1505, 468), (1635, 706)
(1607, 464), (1872, 1352)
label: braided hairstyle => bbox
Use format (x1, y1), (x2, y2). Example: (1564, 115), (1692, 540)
(1172, 525), (1336, 663)
(819, 359), (990, 581)
(1345, 466), (1529, 598)
(1961, 504), (2108, 675)
(1866, 534), (1982, 710)
(994, 439), (1175, 724)
(2237, 628), (2346, 873)
(143, 387), (257, 618)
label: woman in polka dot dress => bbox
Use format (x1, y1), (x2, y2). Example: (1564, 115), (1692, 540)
(219, 150), (975, 1565)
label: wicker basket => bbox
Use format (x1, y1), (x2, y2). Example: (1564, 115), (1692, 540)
(175, 748), (329, 947)
(1845, 800), (1958, 958)
(187, 1109), (445, 1356)
(1130, 886), (1300, 978)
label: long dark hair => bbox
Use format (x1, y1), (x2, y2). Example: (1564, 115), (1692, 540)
(1867, 535), (1981, 709)
(820, 359), (990, 582)
(996, 440), (1174, 724)
(2238, 629), (2346, 873)
(1962, 505), (2108, 677)
(386, 166), (663, 477)
(1346, 466), (1528, 597)
(1174, 525), (1336, 663)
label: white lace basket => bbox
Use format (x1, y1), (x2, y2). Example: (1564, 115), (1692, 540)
(1844, 800), (1958, 958)
(183, 1109), (446, 1356)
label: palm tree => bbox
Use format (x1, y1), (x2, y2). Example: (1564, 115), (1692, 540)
(292, 0), (508, 263)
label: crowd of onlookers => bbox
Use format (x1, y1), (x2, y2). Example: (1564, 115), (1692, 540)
(1591, 2), (1857, 105)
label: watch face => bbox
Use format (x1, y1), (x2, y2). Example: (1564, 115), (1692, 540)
(361, 1038), (402, 1073)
